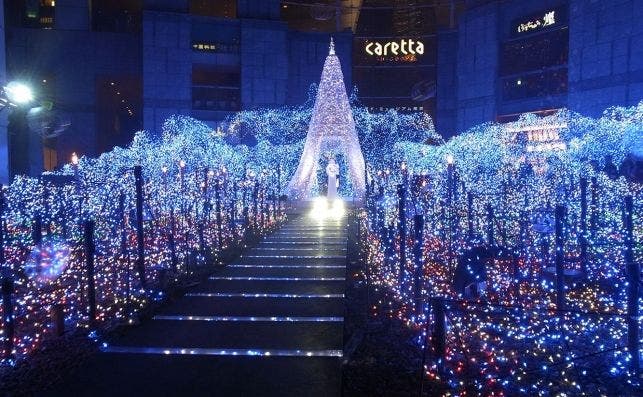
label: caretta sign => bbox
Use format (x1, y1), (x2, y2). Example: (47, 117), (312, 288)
(365, 39), (425, 57)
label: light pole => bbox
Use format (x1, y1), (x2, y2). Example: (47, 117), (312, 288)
(2, 81), (38, 182)
(4, 82), (34, 106)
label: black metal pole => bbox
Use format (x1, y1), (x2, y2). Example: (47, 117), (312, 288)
(453, 172), (459, 205)
(446, 163), (454, 206)
(84, 220), (96, 325)
(377, 186), (385, 242)
(555, 205), (565, 310)
(590, 176), (598, 238)
(579, 177), (588, 274)
(118, 191), (128, 262)
(134, 166), (146, 287)
(260, 184), (266, 229)
(467, 192), (474, 241)
(432, 298), (446, 374)
(33, 215), (43, 274)
(397, 184), (407, 283)
(253, 181), (259, 230)
(413, 214), (424, 316)
(385, 223), (395, 267)
(624, 195), (639, 375)
(230, 179), (237, 227)
(486, 204), (494, 246)
(32, 214), (43, 247)
(169, 206), (177, 272)
(43, 186), (51, 236)
(0, 188), (12, 360)
(277, 166), (282, 197)
(1, 275), (13, 360)
(0, 188), (4, 265)
(272, 190), (277, 223)
(243, 182), (249, 228)
(215, 179), (223, 252)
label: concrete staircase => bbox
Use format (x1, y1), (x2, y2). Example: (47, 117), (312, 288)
(49, 206), (347, 397)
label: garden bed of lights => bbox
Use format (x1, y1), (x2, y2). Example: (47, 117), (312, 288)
(358, 103), (642, 396)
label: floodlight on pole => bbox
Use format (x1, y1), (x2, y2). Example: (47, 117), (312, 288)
(5, 81), (34, 105)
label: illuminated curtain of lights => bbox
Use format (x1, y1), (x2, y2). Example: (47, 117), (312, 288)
(287, 39), (366, 199)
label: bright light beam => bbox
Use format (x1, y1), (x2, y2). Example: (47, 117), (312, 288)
(5, 81), (34, 105)
(309, 197), (345, 220)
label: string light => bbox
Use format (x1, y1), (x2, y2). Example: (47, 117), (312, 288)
(360, 102), (643, 395)
(0, 115), (287, 365)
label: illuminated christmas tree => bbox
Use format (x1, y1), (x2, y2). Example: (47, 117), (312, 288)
(287, 38), (366, 199)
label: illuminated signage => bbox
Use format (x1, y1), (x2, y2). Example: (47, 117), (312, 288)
(506, 123), (568, 153)
(365, 39), (424, 57)
(513, 8), (566, 35)
(517, 10), (555, 33)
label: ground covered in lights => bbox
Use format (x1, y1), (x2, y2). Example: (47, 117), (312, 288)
(342, 284), (442, 397)
(0, 332), (97, 395)
(0, 246), (248, 396)
(344, 280), (641, 397)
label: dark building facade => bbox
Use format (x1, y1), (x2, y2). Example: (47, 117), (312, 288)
(1, 0), (351, 182)
(352, 0), (459, 117)
(436, 0), (643, 138)
(1, 0), (640, 182)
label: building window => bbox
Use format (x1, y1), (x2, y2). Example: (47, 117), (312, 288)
(191, 21), (240, 54)
(189, 0), (236, 18)
(91, 0), (142, 33)
(502, 69), (568, 101)
(43, 141), (57, 171)
(6, 0), (56, 28)
(96, 77), (142, 154)
(191, 64), (240, 112)
(500, 29), (568, 76)
(499, 8), (569, 103)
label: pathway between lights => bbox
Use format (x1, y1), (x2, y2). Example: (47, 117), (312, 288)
(46, 202), (348, 396)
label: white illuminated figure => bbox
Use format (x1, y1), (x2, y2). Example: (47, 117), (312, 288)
(287, 38), (366, 200)
(326, 155), (339, 200)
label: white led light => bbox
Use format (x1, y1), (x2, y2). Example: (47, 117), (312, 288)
(186, 293), (344, 298)
(259, 241), (346, 246)
(287, 40), (365, 199)
(102, 346), (343, 357)
(153, 315), (343, 322)
(228, 264), (345, 269)
(308, 197), (346, 220)
(209, 276), (345, 281)
(253, 247), (346, 251)
(241, 255), (345, 259)
(263, 237), (345, 241)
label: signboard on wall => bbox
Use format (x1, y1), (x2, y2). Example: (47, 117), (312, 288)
(363, 38), (425, 62)
(511, 6), (567, 36)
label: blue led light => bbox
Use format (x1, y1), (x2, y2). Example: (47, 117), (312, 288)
(153, 315), (343, 322)
(101, 346), (343, 357)
(261, 240), (346, 244)
(241, 255), (345, 259)
(276, 228), (345, 230)
(186, 292), (344, 298)
(252, 247), (347, 251)
(259, 241), (346, 245)
(274, 233), (346, 237)
(265, 235), (345, 238)
(209, 276), (345, 281)
(228, 264), (345, 269)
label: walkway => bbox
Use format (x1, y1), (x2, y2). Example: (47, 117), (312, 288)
(49, 207), (347, 396)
